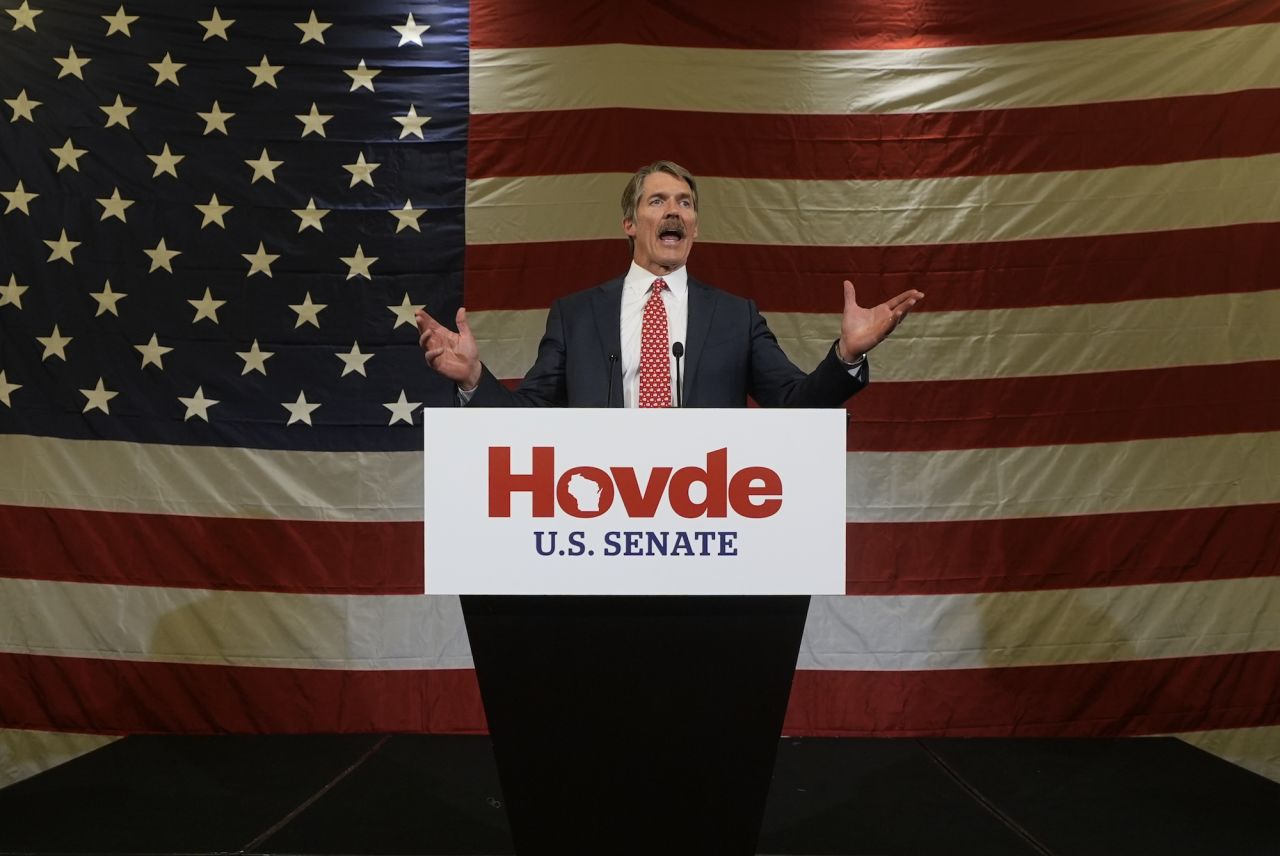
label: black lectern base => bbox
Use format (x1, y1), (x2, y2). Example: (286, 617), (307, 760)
(460, 595), (810, 856)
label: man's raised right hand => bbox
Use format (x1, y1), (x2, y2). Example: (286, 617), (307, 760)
(416, 307), (482, 391)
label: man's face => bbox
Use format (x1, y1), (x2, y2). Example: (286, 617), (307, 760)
(624, 171), (699, 275)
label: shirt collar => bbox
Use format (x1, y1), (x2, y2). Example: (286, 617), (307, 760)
(624, 262), (687, 299)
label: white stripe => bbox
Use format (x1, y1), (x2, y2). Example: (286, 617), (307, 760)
(798, 577), (1280, 671)
(471, 24), (1280, 115)
(466, 155), (1280, 247)
(0, 729), (117, 790)
(467, 289), (1280, 383)
(0, 434), (420, 522)
(1175, 726), (1280, 783)
(3, 577), (1274, 673)
(4, 430), (1277, 523)
(847, 432), (1280, 522)
(0, 579), (472, 670)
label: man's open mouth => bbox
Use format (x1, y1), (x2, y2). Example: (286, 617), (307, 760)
(658, 222), (685, 244)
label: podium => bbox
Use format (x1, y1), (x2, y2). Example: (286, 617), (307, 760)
(425, 410), (846, 854)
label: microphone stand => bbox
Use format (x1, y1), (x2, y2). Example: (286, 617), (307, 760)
(606, 353), (618, 407)
(671, 342), (684, 408)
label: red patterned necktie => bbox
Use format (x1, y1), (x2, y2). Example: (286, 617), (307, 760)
(638, 278), (671, 408)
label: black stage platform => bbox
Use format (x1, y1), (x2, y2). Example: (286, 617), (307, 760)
(0, 735), (1276, 855)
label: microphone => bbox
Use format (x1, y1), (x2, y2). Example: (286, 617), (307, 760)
(671, 342), (684, 408)
(606, 353), (618, 407)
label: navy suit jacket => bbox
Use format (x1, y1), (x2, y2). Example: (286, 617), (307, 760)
(467, 275), (868, 408)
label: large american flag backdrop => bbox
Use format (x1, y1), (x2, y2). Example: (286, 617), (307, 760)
(2, 0), (1279, 786)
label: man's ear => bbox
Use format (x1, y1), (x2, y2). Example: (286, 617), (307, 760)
(623, 217), (636, 237)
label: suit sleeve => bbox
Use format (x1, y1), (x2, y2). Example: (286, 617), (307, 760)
(465, 299), (569, 407)
(745, 300), (869, 408)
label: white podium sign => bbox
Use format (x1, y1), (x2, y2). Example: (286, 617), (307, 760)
(423, 408), (846, 595)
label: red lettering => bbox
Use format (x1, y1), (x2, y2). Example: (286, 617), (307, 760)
(669, 448), (728, 519)
(488, 447), (783, 519)
(610, 466), (673, 518)
(728, 467), (783, 518)
(556, 466), (615, 518)
(488, 446), (555, 517)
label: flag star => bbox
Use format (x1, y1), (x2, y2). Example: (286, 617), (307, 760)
(96, 187), (134, 222)
(246, 55), (283, 88)
(292, 198), (328, 232)
(134, 333), (172, 369)
(236, 338), (274, 375)
(0, 274), (28, 308)
(81, 378), (118, 414)
(7, 1), (41, 31)
(243, 241), (280, 277)
(90, 279), (126, 316)
(54, 46), (91, 80)
(188, 287), (225, 324)
(195, 193), (232, 229)
(2, 179), (37, 215)
(343, 152), (380, 188)
(198, 7), (233, 40)
(100, 94), (136, 128)
(283, 391), (320, 426)
(148, 143), (184, 178)
(388, 293), (422, 329)
(102, 5), (137, 36)
(344, 59), (380, 92)
(341, 244), (377, 280)
(179, 386), (218, 422)
(0, 370), (20, 407)
(197, 100), (234, 135)
(295, 102), (332, 138)
(295, 9), (331, 44)
(245, 148), (283, 183)
(383, 390), (421, 426)
(50, 138), (88, 172)
(394, 104), (430, 139)
(5, 88), (40, 122)
(44, 228), (79, 264)
(336, 341), (373, 377)
(393, 13), (429, 46)
(145, 238), (180, 272)
(149, 52), (185, 86)
(289, 292), (326, 328)
(37, 324), (72, 360)
(390, 200), (426, 233)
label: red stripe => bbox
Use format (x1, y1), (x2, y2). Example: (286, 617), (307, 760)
(5, 501), (1277, 597)
(0, 505), (422, 595)
(784, 650), (1280, 737)
(846, 361), (1280, 452)
(472, 0), (1280, 50)
(4, 650), (1276, 737)
(847, 504), (1280, 596)
(0, 654), (484, 735)
(463, 224), (1280, 314)
(469, 91), (1280, 179)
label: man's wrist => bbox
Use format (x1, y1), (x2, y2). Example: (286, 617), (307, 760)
(835, 341), (866, 366)
(459, 365), (482, 393)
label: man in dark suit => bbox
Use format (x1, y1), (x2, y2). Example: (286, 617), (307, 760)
(416, 160), (922, 404)
(412, 161), (925, 854)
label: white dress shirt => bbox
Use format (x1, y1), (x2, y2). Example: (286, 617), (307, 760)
(620, 262), (687, 408)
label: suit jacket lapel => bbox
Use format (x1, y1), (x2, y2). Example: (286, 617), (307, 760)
(684, 277), (716, 406)
(591, 277), (625, 406)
